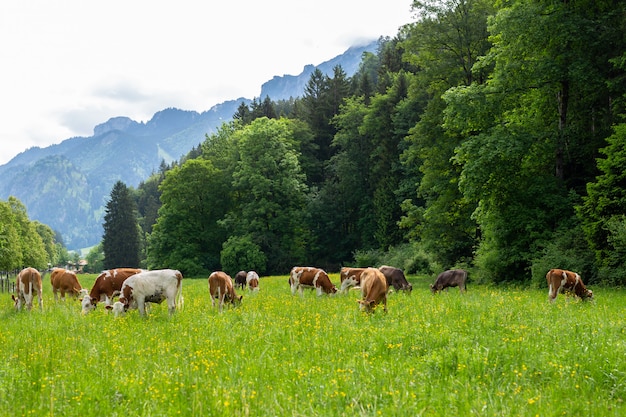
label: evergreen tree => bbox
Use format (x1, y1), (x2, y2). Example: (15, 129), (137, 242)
(102, 181), (141, 269)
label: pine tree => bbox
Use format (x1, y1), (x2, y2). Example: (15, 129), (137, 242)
(102, 181), (140, 269)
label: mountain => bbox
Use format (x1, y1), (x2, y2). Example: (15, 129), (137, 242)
(0, 40), (378, 250)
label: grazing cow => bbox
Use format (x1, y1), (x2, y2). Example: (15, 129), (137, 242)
(430, 269), (468, 293)
(13, 267), (43, 311)
(114, 269), (183, 317)
(81, 268), (143, 314)
(50, 268), (88, 301)
(289, 267), (337, 296)
(546, 269), (593, 303)
(234, 270), (247, 290)
(379, 266), (413, 292)
(208, 271), (242, 312)
(358, 268), (388, 313)
(246, 271), (260, 291)
(339, 267), (367, 293)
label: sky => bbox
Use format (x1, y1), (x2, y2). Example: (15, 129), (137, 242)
(0, 0), (414, 166)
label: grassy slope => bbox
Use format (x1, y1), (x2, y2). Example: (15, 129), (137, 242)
(0, 272), (623, 416)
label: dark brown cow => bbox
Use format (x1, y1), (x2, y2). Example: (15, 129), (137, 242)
(13, 267), (43, 311)
(289, 267), (337, 296)
(379, 266), (412, 292)
(339, 267), (367, 293)
(358, 268), (388, 313)
(81, 268), (144, 314)
(234, 270), (247, 290)
(209, 271), (242, 312)
(50, 268), (88, 301)
(546, 269), (593, 303)
(430, 269), (467, 293)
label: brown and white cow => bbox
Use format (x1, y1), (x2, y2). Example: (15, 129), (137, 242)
(50, 268), (88, 301)
(234, 270), (247, 290)
(289, 267), (337, 296)
(246, 271), (260, 291)
(81, 268), (144, 314)
(339, 267), (367, 293)
(430, 269), (468, 293)
(379, 265), (412, 292)
(358, 268), (388, 313)
(13, 267), (43, 311)
(208, 271), (243, 312)
(546, 268), (593, 303)
(111, 269), (183, 317)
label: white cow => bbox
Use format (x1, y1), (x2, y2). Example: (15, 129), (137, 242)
(110, 269), (183, 317)
(246, 271), (260, 291)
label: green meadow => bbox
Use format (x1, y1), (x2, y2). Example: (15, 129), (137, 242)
(0, 273), (624, 416)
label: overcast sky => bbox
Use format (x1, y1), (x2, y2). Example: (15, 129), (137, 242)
(0, 0), (413, 165)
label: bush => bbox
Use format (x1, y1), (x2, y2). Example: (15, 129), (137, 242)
(220, 235), (267, 276)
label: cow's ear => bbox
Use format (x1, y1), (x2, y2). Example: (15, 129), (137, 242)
(105, 305), (113, 310)
(11, 295), (16, 301)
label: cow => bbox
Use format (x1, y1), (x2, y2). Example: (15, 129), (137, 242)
(50, 268), (88, 301)
(546, 268), (593, 303)
(12, 267), (43, 311)
(208, 271), (242, 312)
(112, 269), (183, 317)
(289, 267), (337, 296)
(234, 270), (248, 290)
(81, 268), (144, 314)
(339, 267), (367, 293)
(358, 268), (388, 313)
(430, 269), (468, 293)
(246, 271), (260, 291)
(379, 266), (412, 292)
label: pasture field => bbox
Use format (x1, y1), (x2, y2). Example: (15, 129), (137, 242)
(0, 272), (625, 416)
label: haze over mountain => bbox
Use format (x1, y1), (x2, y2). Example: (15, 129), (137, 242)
(0, 41), (377, 250)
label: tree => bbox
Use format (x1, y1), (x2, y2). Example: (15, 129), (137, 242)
(147, 159), (230, 276)
(220, 117), (309, 273)
(8, 196), (48, 269)
(102, 181), (141, 269)
(0, 200), (22, 271)
(579, 123), (626, 282)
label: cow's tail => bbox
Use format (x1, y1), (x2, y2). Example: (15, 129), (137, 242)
(176, 274), (184, 310)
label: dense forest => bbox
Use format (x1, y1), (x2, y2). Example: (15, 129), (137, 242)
(90, 0), (626, 284)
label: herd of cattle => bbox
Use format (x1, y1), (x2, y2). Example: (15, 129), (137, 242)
(9, 264), (593, 315)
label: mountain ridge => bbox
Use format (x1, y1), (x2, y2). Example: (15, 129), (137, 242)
(0, 40), (378, 250)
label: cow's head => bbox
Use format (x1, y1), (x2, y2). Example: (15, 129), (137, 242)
(357, 299), (377, 313)
(12, 294), (20, 310)
(80, 295), (97, 314)
(232, 295), (243, 306)
(106, 301), (126, 317)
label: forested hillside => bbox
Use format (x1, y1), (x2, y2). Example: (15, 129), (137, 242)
(107, 0), (626, 284)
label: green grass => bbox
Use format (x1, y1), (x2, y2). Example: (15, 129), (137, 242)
(0, 273), (624, 416)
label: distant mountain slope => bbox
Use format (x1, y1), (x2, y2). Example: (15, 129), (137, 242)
(0, 40), (377, 250)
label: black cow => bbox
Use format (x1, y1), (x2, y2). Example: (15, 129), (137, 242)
(234, 271), (247, 290)
(430, 269), (467, 293)
(378, 266), (412, 292)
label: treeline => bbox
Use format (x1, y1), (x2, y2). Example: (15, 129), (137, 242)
(0, 197), (70, 272)
(99, 0), (626, 285)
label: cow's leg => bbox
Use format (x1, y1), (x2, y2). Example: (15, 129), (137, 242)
(167, 296), (176, 315)
(219, 293), (225, 313)
(54, 289), (59, 302)
(137, 298), (146, 316)
(548, 283), (557, 303)
(37, 290), (43, 310)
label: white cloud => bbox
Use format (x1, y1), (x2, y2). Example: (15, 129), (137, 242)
(0, 0), (413, 164)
